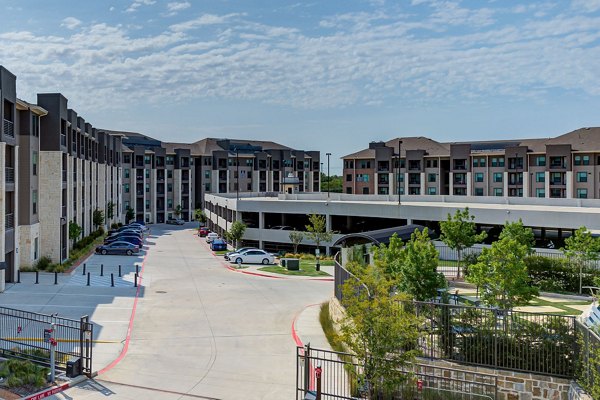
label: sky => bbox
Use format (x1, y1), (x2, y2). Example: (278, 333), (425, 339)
(2, 1), (600, 175)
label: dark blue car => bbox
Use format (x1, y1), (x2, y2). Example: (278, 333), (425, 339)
(211, 239), (228, 251)
(105, 235), (143, 247)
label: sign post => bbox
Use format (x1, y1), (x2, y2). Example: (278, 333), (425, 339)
(44, 325), (56, 382)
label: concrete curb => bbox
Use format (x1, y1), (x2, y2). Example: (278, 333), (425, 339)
(20, 374), (88, 400)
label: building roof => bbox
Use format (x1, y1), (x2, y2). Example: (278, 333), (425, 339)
(332, 224), (433, 247)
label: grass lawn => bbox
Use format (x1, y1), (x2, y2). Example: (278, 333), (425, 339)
(455, 292), (591, 316)
(259, 260), (333, 277)
(213, 250), (228, 255)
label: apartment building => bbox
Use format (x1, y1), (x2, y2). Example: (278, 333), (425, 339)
(110, 132), (321, 223)
(342, 130), (600, 199)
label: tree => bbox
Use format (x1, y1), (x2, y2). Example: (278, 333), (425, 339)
(194, 209), (207, 225)
(226, 221), (246, 249)
(106, 201), (115, 221)
(467, 236), (538, 309)
(340, 262), (421, 398)
(305, 214), (334, 254)
(92, 208), (104, 231)
(320, 173), (343, 193)
(563, 226), (600, 294)
(68, 221), (82, 247)
(393, 228), (447, 301)
(499, 219), (535, 253)
(174, 205), (182, 218)
(440, 208), (487, 279)
(125, 207), (135, 224)
(289, 230), (303, 254)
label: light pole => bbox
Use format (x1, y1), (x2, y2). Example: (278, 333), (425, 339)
(398, 139), (403, 205)
(326, 153), (332, 200)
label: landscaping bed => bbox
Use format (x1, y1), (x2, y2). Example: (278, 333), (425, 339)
(259, 260), (333, 277)
(0, 358), (55, 399)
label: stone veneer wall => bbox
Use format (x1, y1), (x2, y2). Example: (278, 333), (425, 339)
(18, 223), (40, 268)
(38, 151), (62, 263)
(328, 298), (573, 400)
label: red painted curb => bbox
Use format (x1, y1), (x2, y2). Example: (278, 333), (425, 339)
(22, 381), (70, 400)
(291, 303), (320, 391)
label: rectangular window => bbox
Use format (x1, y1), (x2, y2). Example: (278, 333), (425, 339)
(32, 151), (38, 175)
(124, 183), (130, 193)
(123, 154), (131, 164)
(479, 158), (486, 167)
(346, 174), (352, 182)
(167, 183), (173, 192)
(493, 173), (503, 183)
(472, 158), (479, 168)
(494, 188), (503, 196)
(536, 188), (545, 198)
(32, 115), (39, 137)
(535, 156), (546, 166)
(124, 201), (130, 210)
(362, 187), (369, 194)
(32, 191), (38, 214)
(428, 187), (437, 195)
(144, 155), (151, 164)
(474, 188), (484, 196)
(166, 156), (174, 165)
(33, 237), (39, 260)
(577, 172), (588, 182)
(167, 170), (173, 179)
(491, 158), (497, 167)
(204, 170), (211, 179)
(498, 157), (505, 167)
(124, 168), (130, 179)
(428, 173), (436, 182)
(167, 199), (173, 209)
(536, 172), (545, 182)
(583, 155), (590, 165)
(145, 183), (150, 193)
(145, 169), (150, 179)
(475, 173), (484, 182)
(577, 188), (588, 198)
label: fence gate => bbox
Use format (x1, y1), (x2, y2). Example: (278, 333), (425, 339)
(297, 345), (497, 399)
(0, 306), (94, 376)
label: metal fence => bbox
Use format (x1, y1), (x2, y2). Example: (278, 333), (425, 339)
(575, 319), (600, 394)
(296, 345), (498, 399)
(0, 306), (94, 375)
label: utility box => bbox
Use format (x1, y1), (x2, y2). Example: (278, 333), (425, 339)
(281, 258), (300, 271)
(66, 357), (82, 378)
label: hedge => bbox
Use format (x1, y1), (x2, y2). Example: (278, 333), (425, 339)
(525, 255), (600, 293)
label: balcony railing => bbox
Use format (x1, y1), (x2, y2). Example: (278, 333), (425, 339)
(3, 120), (14, 138)
(5, 213), (14, 229)
(5, 167), (14, 183)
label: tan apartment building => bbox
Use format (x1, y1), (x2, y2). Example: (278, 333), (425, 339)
(342, 130), (600, 199)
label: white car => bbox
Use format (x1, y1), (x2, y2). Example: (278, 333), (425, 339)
(206, 232), (219, 243)
(229, 249), (275, 265)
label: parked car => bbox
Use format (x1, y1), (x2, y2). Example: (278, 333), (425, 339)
(128, 222), (149, 232)
(206, 232), (219, 243)
(109, 230), (143, 239)
(270, 225), (293, 230)
(211, 239), (228, 251)
(104, 235), (143, 248)
(224, 247), (257, 261)
(166, 218), (185, 225)
(198, 227), (210, 237)
(228, 249), (275, 265)
(96, 241), (140, 256)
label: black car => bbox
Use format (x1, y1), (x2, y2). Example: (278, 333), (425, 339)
(96, 241), (140, 256)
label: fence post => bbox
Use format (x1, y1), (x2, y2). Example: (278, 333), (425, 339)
(100, 264), (104, 277)
(134, 273), (138, 287)
(304, 343), (311, 395)
(17, 270), (20, 283)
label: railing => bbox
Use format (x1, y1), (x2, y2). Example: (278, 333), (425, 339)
(5, 213), (14, 229)
(62, 205), (67, 217)
(5, 167), (14, 183)
(3, 119), (14, 138)
(0, 307), (94, 375)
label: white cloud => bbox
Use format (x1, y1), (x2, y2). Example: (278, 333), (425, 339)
(125, 0), (156, 13)
(61, 17), (82, 30)
(167, 1), (191, 12)
(110, 6), (115, 12)
(169, 14), (240, 32)
(572, 0), (600, 13)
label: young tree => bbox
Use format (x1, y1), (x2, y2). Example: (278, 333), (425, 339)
(194, 209), (207, 226)
(467, 236), (538, 309)
(305, 214), (334, 254)
(499, 219), (535, 253)
(226, 220), (247, 249)
(373, 233), (404, 279)
(92, 208), (104, 231)
(289, 230), (303, 254)
(106, 201), (115, 221)
(125, 207), (135, 224)
(174, 205), (182, 218)
(68, 221), (82, 247)
(563, 226), (600, 294)
(340, 263), (421, 398)
(393, 228), (447, 301)
(440, 208), (487, 279)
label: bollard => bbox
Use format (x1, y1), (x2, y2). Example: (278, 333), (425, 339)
(35, 270), (39, 284)
(100, 264), (104, 277)
(86, 272), (91, 286)
(118, 265), (122, 278)
(17, 270), (20, 283)
(54, 272), (58, 285)
(82, 263), (86, 275)
(134, 273), (138, 287)
(135, 264), (139, 275)
(111, 273), (114, 287)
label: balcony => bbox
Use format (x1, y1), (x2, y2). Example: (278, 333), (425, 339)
(551, 180), (566, 186)
(5, 213), (14, 229)
(60, 134), (67, 147)
(5, 167), (14, 183)
(3, 120), (14, 138)
(62, 170), (67, 182)
(62, 205), (67, 217)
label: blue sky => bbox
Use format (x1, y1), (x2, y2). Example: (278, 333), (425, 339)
(2, 0), (600, 174)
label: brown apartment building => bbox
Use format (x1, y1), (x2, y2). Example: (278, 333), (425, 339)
(342, 129), (600, 199)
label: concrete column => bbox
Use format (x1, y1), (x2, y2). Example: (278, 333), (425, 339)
(13, 145), (19, 280)
(325, 213), (332, 255)
(252, 170), (260, 192)
(449, 172), (454, 195)
(258, 211), (264, 248)
(404, 172), (409, 194)
(151, 168), (157, 223)
(523, 172), (530, 198)
(374, 172), (378, 194)
(566, 171), (573, 199)
(466, 172), (471, 196)
(503, 172), (508, 196)
(420, 172), (425, 195)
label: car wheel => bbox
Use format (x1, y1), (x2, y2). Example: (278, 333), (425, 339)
(262, 258), (270, 265)
(235, 258), (243, 264)
(101, 249), (107, 255)
(126, 250), (133, 256)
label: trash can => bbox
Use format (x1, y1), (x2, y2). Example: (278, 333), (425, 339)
(66, 357), (82, 378)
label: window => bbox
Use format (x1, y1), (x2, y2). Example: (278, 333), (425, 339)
(378, 187), (389, 195)
(124, 168), (130, 179)
(428, 187), (437, 195)
(475, 173), (484, 182)
(32, 191), (38, 214)
(535, 156), (546, 166)
(491, 157), (505, 167)
(145, 200), (150, 210)
(574, 155), (590, 166)
(124, 201), (130, 210)
(550, 188), (563, 198)
(32, 151), (38, 175)
(428, 173), (436, 182)
(536, 188), (545, 198)
(144, 155), (151, 164)
(551, 172), (563, 184)
(577, 172), (588, 182)
(145, 183), (150, 193)
(32, 115), (39, 137)
(473, 158), (486, 167)
(346, 174), (352, 182)
(145, 169), (150, 179)
(204, 170), (211, 179)
(474, 188), (484, 196)
(493, 188), (503, 196)
(167, 170), (173, 179)
(479, 158), (486, 167)
(205, 183), (211, 191)
(346, 187), (352, 194)
(124, 183), (130, 193)
(493, 173), (503, 183)
(166, 156), (174, 165)
(536, 172), (545, 182)
(167, 183), (173, 192)
(356, 174), (369, 182)
(344, 160), (354, 169)
(362, 187), (369, 194)
(472, 158), (478, 168)
(33, 237), (38, 260)
(167, 199), (173, 209)
(577, 188), (588, 198)
(550, 156), (564, 168)
(409, 187), (421, 195)
(359, 160), (371, 169)
(123, 154), (131, 164)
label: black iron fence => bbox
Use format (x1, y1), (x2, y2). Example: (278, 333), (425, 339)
(575, 320), (600, 394)
(0, 306), (94, 375)
(296, 345), (498, 399)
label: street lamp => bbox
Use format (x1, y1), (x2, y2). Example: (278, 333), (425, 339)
(59, 217), (66, 265)
(397, 139), (403, 205)
(326, 153), (332, 200)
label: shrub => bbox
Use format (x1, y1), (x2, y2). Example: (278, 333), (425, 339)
(34, 256), (53, 271)
(526, 255), (600, 293)
(110, 223), (119, 230)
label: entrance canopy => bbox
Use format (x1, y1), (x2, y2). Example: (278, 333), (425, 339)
(332, 224), (434, 248)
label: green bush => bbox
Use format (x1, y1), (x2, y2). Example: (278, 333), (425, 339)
(34, 256), (53, 271)
(0, 359), (49, 389)
(526, 255), (600, 293)
(110, 223), (119, 230)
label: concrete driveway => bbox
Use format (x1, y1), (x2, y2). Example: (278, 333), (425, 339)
(52, 223), (332, 399)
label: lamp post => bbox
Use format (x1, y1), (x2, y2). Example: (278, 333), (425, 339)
(398, 139), (403, 205)
(320, 162), (324, 192)
(59, 217), (66, 265)
(326, 153), (332, 200)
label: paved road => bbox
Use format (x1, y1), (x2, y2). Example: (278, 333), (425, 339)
(55, 224), (332, 399)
